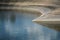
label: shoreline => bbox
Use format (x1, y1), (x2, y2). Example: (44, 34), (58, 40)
(0, 6), (42, 15)
(0, 2), (59, 7)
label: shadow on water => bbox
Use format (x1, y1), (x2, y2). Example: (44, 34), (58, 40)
(0, 11), (60, 40)
(34, 22), (60, 31)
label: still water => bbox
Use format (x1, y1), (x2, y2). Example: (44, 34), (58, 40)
(0, 11), (60, 40)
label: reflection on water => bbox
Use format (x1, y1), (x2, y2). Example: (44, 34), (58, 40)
(0, 11), (59, 40)
(10, 14), (16, 23)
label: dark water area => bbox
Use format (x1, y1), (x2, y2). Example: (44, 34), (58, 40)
(0, 11), (60, 40)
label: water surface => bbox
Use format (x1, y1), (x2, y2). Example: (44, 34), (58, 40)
(0, 11), (59, 40)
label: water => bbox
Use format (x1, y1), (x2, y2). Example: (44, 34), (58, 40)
(0, 11), (59, 40)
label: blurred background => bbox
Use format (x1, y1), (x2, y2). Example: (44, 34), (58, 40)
(0, 0), (60, 40)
